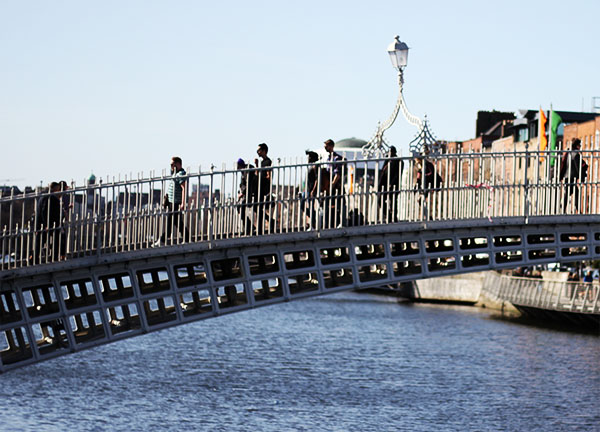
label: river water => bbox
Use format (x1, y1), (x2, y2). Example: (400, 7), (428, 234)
(1, 291), (598, 431)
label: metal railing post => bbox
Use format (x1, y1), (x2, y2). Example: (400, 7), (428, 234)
(208, 165), (214, 243)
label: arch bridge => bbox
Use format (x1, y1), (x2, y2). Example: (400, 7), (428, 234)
(0, 150), (598, 372)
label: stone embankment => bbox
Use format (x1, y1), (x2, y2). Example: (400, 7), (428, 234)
(397, 271), (573, 317)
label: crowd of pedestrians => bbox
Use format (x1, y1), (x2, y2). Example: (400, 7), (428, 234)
(230, 138), (446, 234)
(155, 136), (589, 242)
(26, 136), (590, 262)
(235, 140), (345, 234)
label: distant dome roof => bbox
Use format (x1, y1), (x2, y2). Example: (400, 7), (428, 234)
(88, 173), (96, 183)
(335, 137), (367, 149)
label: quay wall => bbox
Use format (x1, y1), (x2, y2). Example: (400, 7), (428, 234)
(400, 271), (525, 315)
(407, 272), (484, 304)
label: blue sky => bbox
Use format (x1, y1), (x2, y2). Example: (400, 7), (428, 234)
(1, 0), (598, 188)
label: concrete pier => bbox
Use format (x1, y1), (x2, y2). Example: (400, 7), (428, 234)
(399, 270), (599, 326)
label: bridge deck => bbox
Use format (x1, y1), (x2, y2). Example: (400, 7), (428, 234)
(0, 150), (598, 371)
(0, 214), (598, 372)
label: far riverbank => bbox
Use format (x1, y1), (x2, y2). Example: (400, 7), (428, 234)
(372, 270), (599, 331)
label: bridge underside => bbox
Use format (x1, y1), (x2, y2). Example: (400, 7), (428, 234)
(0, 215), (598, 372)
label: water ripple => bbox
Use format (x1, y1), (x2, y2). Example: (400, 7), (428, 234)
(1, 292), (598, 431)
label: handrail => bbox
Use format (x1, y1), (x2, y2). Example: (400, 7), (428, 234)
(490, 273), (600, 314)
(1, 149), (598, 271)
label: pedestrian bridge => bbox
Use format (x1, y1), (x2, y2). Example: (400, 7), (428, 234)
(0, 150), (598, 372)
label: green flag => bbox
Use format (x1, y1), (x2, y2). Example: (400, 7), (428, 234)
(549, 109), (562, 166)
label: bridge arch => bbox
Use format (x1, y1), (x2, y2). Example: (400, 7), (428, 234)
(0, 215), (597, 372)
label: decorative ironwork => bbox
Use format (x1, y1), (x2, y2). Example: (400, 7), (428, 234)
(409, 116), (441, 156)
(1, 149), (598, 272)
(363, 70), (424, 158)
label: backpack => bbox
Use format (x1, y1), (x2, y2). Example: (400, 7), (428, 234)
(581, 159), (588, 181)
(559, 153), (569, 180)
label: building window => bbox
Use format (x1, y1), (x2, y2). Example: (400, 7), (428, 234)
(517, 128), (529, 142)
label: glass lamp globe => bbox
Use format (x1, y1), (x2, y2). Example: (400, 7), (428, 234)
(387, 35), (409, 70)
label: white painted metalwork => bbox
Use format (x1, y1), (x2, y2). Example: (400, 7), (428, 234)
(0, 150), (598, 271)
(363, 35), (424, 158)
(0, 215), (598, 372)
(0, 149), (598, 372)
(486, 273), (600, 316)
(363, 67), (424, 158)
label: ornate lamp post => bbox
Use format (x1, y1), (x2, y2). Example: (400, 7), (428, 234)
(388, 34), (409, 70)
(363, 35), (438, 158)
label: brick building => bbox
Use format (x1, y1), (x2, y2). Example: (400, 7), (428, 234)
(563, 115), (600, 150)
(436, 110), (598, 215)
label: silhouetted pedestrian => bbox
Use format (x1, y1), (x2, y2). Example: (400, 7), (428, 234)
(304, 151), (321, 229)
(414, 154), (442, 220)
(378, 146), (403, 222)
(560, 138), (588, 212)
(34, 182), (64, 262)
(254, 143), (275, 234)
(156, 156), (189, 246)
(323, 138), (345, 228)
(236, 158), (257, 235)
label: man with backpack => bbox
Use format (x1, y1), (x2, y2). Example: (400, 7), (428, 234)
(559, 138), (588, 212)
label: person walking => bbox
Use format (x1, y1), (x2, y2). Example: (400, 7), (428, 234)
(304, 150), (322, 229)
(34, 182), (64, 262)
(323, 139), (345, 228)
(378, 146), (403, 222)
(560, 138), (588, 213)
(156, 156), (189, 246)
(254, 143), (275, 235)
(414, 154), (442, 220)
(236, 158), (257, 235)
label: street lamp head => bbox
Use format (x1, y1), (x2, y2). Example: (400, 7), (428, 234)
(387, 35), (409, 70)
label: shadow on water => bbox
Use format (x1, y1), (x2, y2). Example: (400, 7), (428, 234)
(307, 292), (401, 306)
(382, 292), (600, 336)
(487, 313), (600, 336)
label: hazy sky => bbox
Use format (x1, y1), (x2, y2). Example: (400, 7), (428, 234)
(1, 0), (598, 188)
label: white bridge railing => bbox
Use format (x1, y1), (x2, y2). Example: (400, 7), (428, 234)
(489, 274), (600, 315)
(1, 150), (598, 271)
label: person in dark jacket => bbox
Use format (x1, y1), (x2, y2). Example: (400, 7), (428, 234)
(254, 143), (275, 235)
(414, 155), (442, 220)
(559, 138), (588, 212)
(324, 138), (346, 228)
(378, 146), (403, 222)
(304, 151), (322, 229)
(34, 182), (64, 262)
(155, 156), (189, 246)
(236, 158), (257, 235)
(415, 157), (440, 196)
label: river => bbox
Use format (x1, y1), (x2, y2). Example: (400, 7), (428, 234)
(1, 291), (598, 431)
